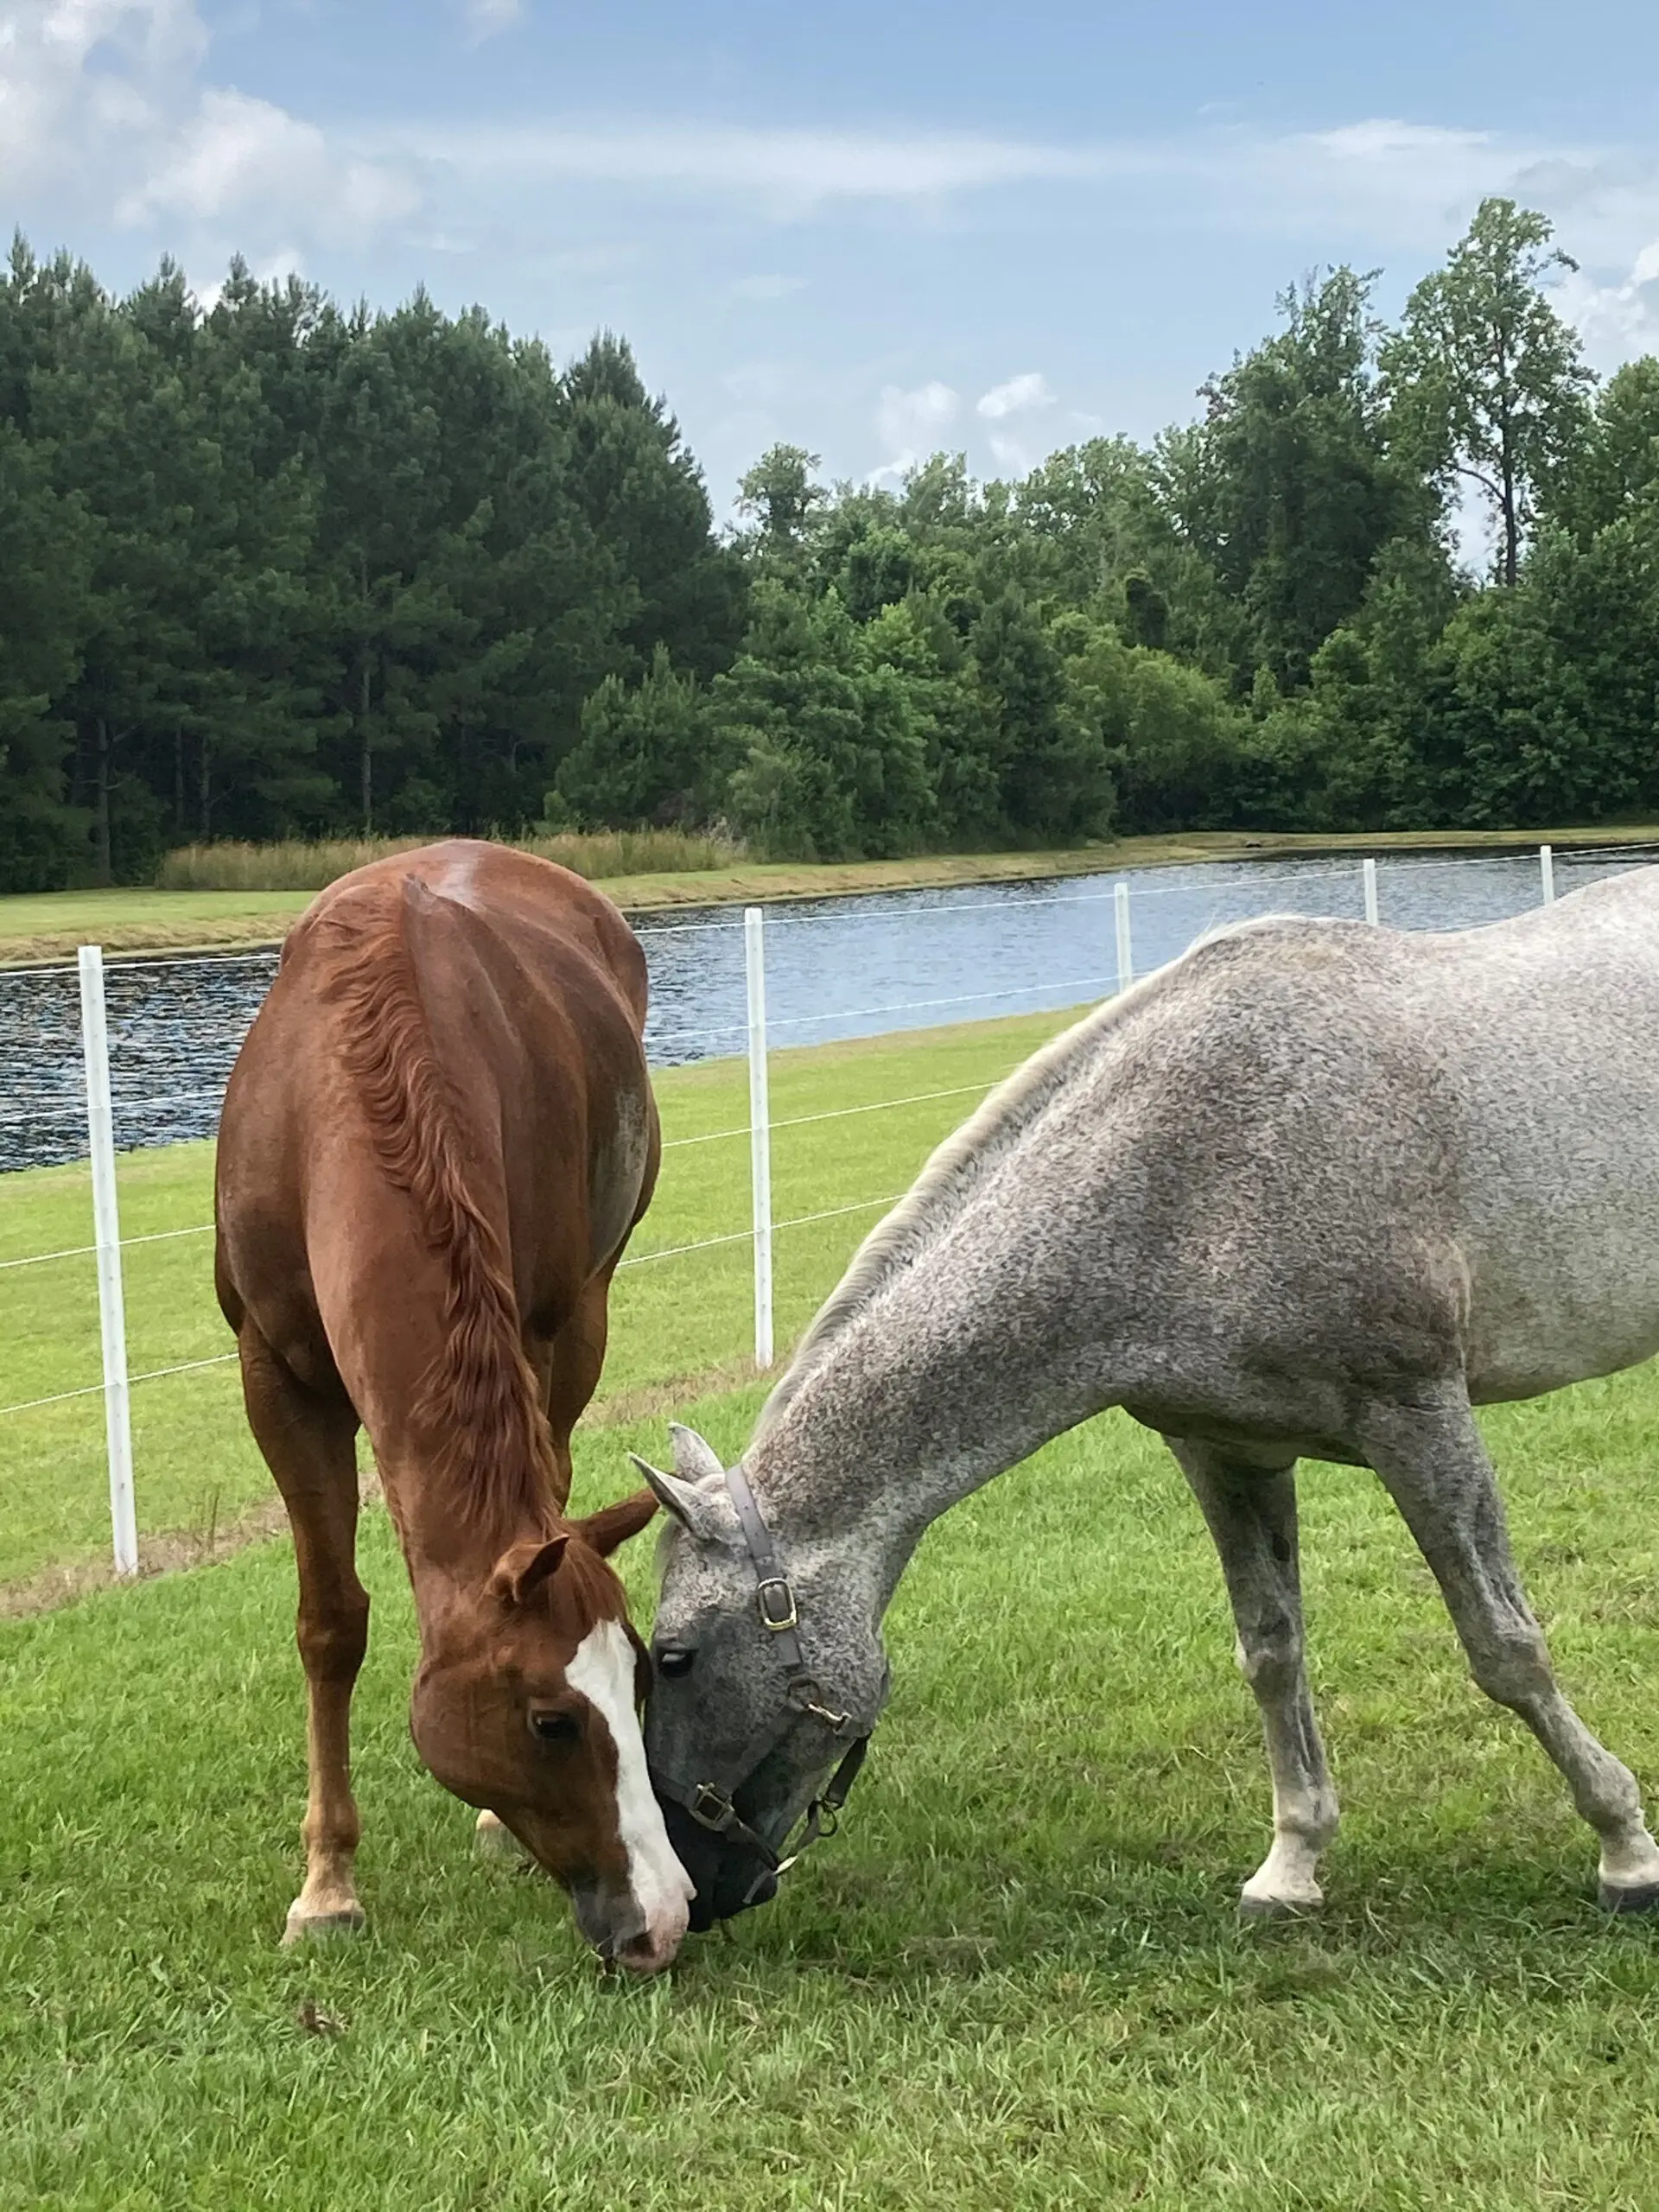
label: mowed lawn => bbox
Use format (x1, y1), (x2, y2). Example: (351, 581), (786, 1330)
(5, 1010), (1659, 2205)
(3, 1374), (1659, 2207)
(0, 1008), (1067, 1586)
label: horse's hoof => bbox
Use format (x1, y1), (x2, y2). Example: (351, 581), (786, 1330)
(474, 1810), (525, 1859)
(1599, 1878), (1659, 1916)
(283, 1903), (365, 1945)
(1238, 1887), (1323, 1919)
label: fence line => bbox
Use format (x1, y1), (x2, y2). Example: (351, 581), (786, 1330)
(0, 1351), (238, 1422)
(0, 1223), (214, 1273)
(0, 839), (1605, 1571)
(619, 1192), (902, 1272)
(766, 972), (1120, 1033)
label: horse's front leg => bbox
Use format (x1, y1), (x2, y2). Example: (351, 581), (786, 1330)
(238, 1327), (371, 1941)
(1168, 1438), (1339, 1912)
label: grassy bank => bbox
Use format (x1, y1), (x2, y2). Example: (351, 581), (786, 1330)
(156, 827), (744, 893)
(5, 823), (1656, 966)
(4, 1306), (1659, 2203)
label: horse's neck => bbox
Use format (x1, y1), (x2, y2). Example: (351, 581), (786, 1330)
(383, 1461), (552, 1632)
(748, 1259), (1106, 1613)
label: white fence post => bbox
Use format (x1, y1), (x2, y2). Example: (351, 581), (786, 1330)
(744, 907), (773, 1371)
(1115, 882), (1134, 994)
(78, 944), (137, 1578)
(1540, 843), (1555, 905)
(1363, 856), (1379, 925)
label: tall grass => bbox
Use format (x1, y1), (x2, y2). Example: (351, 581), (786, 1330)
(157, 827), (747, 893)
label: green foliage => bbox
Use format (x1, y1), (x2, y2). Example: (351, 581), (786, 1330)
(556, 645), (712, 827)
(1182, 269), (1428, 690)
(0, 249), (742, 889)
(4, 203), (1657, 882)
(1385, 199), (1595, 587)
(710, 584), (933, 859)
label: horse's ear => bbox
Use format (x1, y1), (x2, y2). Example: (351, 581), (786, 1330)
(668, 1424), (726, 1485)
(627, 1453), (731, 1544)
(574, 1489), (658, 1558)
(490, 1535), (569, 1607)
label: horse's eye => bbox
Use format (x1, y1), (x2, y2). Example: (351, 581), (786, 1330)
(655, 1647), (696, 1680)
(530, 1708), (582, 1744)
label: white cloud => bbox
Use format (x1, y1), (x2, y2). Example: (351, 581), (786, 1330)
(975, 373), (1058, 471)
(401, 121), (1111, 205)
(976, 371), (1056, 420)
(0, 0), (417, 266)
(0, 0), (208, 192)
(1551, 250), (1659, 372)
(120, 87), (418, 232)
(869, 379), (958, 480)
(461, 0), (524, 35)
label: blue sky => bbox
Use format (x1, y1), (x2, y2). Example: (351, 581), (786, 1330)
(8, 1), (1659, 509)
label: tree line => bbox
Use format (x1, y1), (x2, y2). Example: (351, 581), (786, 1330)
(3, 199), (1657, 892)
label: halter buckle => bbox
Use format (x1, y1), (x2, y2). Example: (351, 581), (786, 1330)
(755, 1577), (798, 1631)
(688, 1783), (734, 1832)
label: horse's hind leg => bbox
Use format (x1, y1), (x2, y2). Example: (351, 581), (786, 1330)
(1362, 1392), (1659, 1911)
(1169, 1438), (1339, 1912)
(238, 1325), (370, 1941)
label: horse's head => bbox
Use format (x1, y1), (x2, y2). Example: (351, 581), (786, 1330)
(636, 1426), (889, 1930)
(410, 1491), (692, 1974)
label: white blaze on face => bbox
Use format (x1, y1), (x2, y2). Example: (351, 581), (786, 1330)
(567, 1618), (694, 1957)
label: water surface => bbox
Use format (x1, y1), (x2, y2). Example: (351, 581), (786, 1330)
(1, 845), (1649, 1175)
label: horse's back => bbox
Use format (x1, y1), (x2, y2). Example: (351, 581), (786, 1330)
(216, 842), (657, 1402)
(1096, 868), (1659, 1408)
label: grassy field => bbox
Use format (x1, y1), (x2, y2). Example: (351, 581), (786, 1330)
(5, 1005), (1659, 2207)
(4, 1358), (1659, 2203)
(6, 823), (1656, 964)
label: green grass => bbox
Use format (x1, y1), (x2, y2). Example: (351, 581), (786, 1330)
(0, 1008), (1072, 1586)
(7, 1002), (1659, 2206)
(4, 1372), (1659, 2207)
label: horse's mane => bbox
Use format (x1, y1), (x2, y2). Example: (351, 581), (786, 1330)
(755, 980), (1144, 1440)
(312, 877), (561, 1535)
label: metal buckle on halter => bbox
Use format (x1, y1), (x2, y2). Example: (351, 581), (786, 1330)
(793, 1687), (852, 1735)
(689, 1783), (735, 1832)
(755, 1576), (798, 1631)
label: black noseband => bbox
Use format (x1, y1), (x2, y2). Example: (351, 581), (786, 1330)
(649, 1457), (878, 1913)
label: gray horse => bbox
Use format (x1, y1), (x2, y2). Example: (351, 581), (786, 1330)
(639, 868), (1659, 1929)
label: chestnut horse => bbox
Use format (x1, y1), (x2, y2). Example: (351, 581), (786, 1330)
(215, 839), (691, 1974)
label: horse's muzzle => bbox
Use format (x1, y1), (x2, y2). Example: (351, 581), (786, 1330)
(658, 1796), (779, 1929)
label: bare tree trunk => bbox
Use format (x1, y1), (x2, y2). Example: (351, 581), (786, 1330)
(1501, 464), (1520, 588)
(200, 728), (211, 839)
(174, 727), (184, 839)
(94, 716), (112, 887)
(359, 658), (372, 834)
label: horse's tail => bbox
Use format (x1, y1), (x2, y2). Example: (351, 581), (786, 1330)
(316, 874), (561, 1532)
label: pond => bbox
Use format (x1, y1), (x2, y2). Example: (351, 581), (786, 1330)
(0, 843), (1649, 1174)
